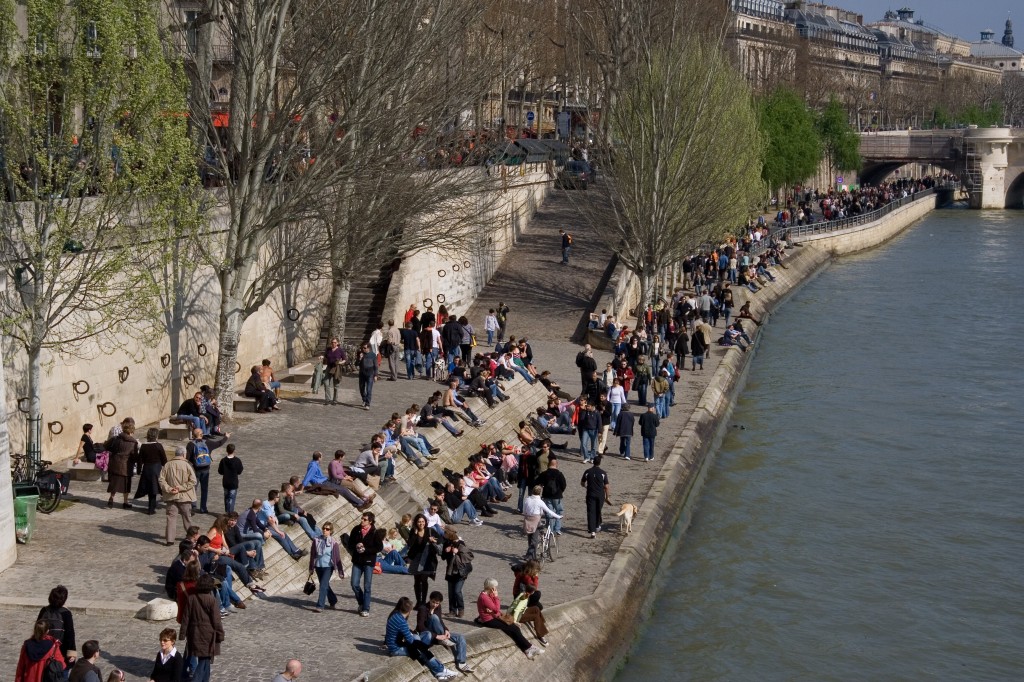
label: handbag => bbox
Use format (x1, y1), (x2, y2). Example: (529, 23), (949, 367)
(470, 334), (477, 347)
(303, 572), (316, 595)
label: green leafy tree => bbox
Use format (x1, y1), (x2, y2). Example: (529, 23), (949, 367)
(0, 0), (196, 460)
(597, 30), (764, 324)
(816, 96), (861, 173)
(758, 86), (821, 192)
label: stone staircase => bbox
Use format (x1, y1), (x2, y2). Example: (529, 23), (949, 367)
(234, 373), (552, 602)
(318, 260), (402, 349)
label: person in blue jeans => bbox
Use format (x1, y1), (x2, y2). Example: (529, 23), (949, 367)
(416, 593), (474, 674)
(385, 597), (457, 680)
(346, 511), (384, 616)
(308, 523), (344, 612)
(614, 404), (635, 460)
(638, 405), (660, 462)
(535, 454), (567, 535)
(175, 393), (210, 435)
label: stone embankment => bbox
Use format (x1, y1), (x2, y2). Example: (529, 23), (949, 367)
(357, 193), (937, 682)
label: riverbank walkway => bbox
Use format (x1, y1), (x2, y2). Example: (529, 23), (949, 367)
(0, 191), (740, 681)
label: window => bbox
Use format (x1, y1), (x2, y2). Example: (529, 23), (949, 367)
(34, 34), (46, 56)
(85, 21), (100, 58)
(185, 10), (199, 54)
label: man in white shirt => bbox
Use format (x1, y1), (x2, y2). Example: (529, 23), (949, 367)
(422, 500), (446, 535)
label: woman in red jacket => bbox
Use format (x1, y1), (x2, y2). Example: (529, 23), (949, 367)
(475, 578), (541, 659)
(15, 619), (66, 682)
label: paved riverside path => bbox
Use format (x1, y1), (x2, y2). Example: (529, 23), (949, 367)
(0, 191), (739, 681)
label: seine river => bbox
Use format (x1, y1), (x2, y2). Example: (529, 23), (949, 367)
(618, 209), (1024, 681)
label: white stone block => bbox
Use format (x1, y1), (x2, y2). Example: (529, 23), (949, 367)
(137, 597), (177, 621)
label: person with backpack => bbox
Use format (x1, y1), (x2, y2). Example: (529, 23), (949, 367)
(186, 429), (213, 515)
(15, 619), (66, 682)
(36, 586), (75, 665)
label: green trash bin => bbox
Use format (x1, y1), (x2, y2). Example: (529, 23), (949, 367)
(13, 483), (40, 544)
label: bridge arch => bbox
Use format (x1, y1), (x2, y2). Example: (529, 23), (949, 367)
(1007, 172), (1024, 209)
(859, 160), (958, 188)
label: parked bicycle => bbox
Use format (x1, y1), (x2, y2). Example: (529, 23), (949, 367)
(10, 453), (67, 514)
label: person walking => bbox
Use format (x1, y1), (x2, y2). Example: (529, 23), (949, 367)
(106, 423), (138, 509)
(322, 337), (346, 404)
(357, 342), (378, 410)
(133, 428), (167, 515)
(534, 456), (567, 536)
(346, 511), (383, 616)
(639, 405), (660, 462)
(159, 446), (198, 546)
(384, 319), (402, 381)
(580, 456), (610, 538)
(613, 404), (635, 460)
(148, 628), (185, 682)
(577, 401), (600, 464)
(308, 522), (344, 613)
(217, 444), (243, 514)
(407, 514), (441, 609)
(441, 528), (473, 618)
(66, 639), (102, 682)
(496, 302), (509, 344)
(483, 309), (499, 347)
(180, 574), (223, 682)
(186, 429), (213, 515)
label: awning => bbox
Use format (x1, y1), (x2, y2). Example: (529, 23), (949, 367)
(212, 112), (230, 128)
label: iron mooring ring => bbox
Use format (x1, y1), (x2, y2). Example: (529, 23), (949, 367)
(118, 366), (130, 384)
(463, 260), (470, 268)
(197, 343), (208, 357)
(235, 361), (242, 373)
(452, 264), (460, 272)
(17, 397), (30, 414)
(98, 402), (117, 417)
(438, 269), (446, 278)
(287, 308), (300, 321)
(161, 353), (171, 368)
(183, 373), (196, 387)
(47, 421), (63, 435)
(436, 294), (446, 304)
(422, 298), (433, 310)
(72, 380), (90, 395)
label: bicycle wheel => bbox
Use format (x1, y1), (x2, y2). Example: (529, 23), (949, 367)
(36, 485), (60, 514)
(544, 533), (557, 562)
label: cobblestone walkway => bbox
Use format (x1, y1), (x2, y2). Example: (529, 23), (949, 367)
(0, 191), (734, 681)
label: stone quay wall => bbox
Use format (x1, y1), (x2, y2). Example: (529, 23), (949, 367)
(352, 194), (938, 682)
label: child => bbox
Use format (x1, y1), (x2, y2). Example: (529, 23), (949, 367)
(217, 444), (244, 514)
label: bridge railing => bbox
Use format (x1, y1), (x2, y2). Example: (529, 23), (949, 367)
(753, 188), (936, 253)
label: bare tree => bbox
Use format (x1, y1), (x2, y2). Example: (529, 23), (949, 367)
(585, 17), (764, 325)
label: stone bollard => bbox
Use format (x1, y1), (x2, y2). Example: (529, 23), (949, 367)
(136, 597), (177, 621)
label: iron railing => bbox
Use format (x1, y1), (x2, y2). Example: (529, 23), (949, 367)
(753, 187), (936, 254)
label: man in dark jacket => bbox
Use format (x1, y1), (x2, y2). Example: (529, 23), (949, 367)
(535, 455), (567, 535)
(638, 405), (660, 462)
(357, 343), (378, 409)
(175, 392), (209, 435)
(67, 640), (102, 682)
(441, 317), (465, 366)
(346, 511), (384, 616)
(613, 404), (635, 460)
(575, 345), (597, 392)
(580, 456), (610, 537)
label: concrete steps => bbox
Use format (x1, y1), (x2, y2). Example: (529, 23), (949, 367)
(234, 374), (551, 605)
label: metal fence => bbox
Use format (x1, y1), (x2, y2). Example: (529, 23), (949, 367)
(753, 187), (936, 254)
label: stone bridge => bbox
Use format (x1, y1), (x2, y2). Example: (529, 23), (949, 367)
(859, 128), (1024, 209)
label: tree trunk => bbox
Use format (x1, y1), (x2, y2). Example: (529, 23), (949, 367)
(214, 292), (244, 419)
(0, 342), (15, 571)
(637, 269), (656, 330)
(27, 345), (42, 464)
(328, 276), (352, 344)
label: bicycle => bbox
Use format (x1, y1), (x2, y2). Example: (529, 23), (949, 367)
(539, 517), (557, 563)
(10, 453), (66, 514)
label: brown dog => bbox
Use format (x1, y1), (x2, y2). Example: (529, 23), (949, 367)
(615, 503), (639, 534)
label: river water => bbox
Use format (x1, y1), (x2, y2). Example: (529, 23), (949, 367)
(618, 209), (1024, 681)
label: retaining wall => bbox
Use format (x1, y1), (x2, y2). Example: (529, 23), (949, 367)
(352, 191), (936, 681)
